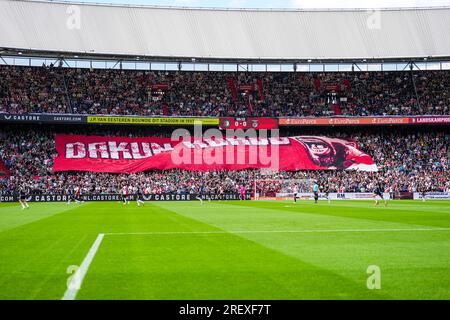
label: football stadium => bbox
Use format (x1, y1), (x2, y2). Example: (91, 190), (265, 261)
(0, 0), (449, 304)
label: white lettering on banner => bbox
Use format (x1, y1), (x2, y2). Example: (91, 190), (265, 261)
(182, 140), (210, 149)
(206, 139), (228, 148)
(88, 142), (109, 159)
(225, 138), (240, 146)
(151, 143), (174, 155)
(130, 143), (153, 160)
(270, 137), (290, 145)
(108, 142), (133, 160)
(66, 142), (86, 159)
(63, 138), (291, 161)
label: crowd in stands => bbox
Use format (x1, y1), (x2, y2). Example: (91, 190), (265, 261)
(1, 127), (448, 196)
(0, 65), (449, 117)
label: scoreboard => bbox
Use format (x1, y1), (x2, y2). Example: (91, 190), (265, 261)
(219, 117), (279, 130)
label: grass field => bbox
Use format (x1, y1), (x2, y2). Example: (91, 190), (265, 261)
(0, 200), (449, 300)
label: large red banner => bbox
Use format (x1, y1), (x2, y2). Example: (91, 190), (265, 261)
(53, 135), (377, 173)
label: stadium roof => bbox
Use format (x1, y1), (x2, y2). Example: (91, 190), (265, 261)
(1, 0), (450, 62)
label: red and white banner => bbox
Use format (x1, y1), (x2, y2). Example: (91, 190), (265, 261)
(53, 134), (377, 173)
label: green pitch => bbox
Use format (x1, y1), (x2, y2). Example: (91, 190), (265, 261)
(0, 200), (449, 300)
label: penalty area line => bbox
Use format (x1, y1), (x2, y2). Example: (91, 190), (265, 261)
(62, 233), (104, 300)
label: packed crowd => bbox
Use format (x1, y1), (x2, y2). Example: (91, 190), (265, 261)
(0, 127), (448, 195)
(0, 65), (449, 117)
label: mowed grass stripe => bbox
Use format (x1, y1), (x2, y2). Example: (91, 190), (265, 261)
(152, 201), (450, 299)
(218, 200), (450, 229)
(0, 202), (220, 299)
(0, 201), (449, 299)
(30, 234), (89, 300)
(153, 202), (431, 235)
(0, 202), (90, 233)
(63, 233), (105, 300)
(105, 228), (450, 235)
(74, 203), (386, 299)
(305, 200), (450, 213)
(0, 203), (102, 299)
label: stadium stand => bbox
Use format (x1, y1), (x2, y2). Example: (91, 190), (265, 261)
(0, 125), (448, 196)
(0, 66), (449, 117)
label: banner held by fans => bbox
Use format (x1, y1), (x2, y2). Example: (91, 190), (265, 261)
(53, 134), (377, 173)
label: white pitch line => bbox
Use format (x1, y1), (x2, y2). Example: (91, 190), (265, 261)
(62, 233), (104, 300)
(104, 228), (450, 236)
